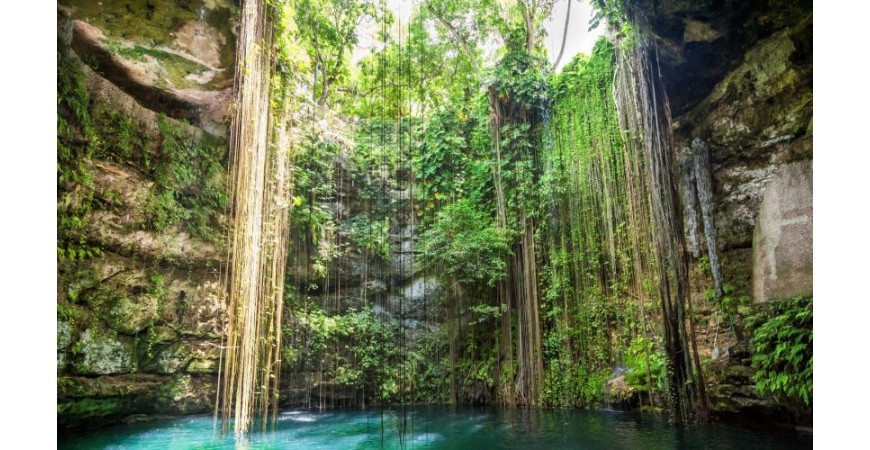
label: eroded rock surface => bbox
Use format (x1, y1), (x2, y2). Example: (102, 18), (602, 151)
(57, 5), (230, 428)
(753, 161), (813, 303)
(61, 0), (236, 134)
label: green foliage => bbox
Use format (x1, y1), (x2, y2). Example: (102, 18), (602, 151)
(294, 0), (377, 105)
(492, 50), (550, 114)
(541, 358), (609, 408)
(148, 272), (169, 302)
(284, 305), (424, 402)
(750, 296), (813, 405)
(419, 199), (512, 287)
(624, 336), (667, 394)
(144, 117), (227, 241)
(415, 108), (477, 201)
(57, 303), (80, 325)
(470, 303), (508, 325)
(589, 0), (627, 31)
(57, 40), (101, 261)
(536, 37), (665, 408)
(342, 216), (391, 259)
(704, 282), (752, 315)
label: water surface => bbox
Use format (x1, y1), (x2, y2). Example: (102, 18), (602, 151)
(59, 406), (811, 449)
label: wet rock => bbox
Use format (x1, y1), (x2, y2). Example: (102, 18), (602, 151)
(58, 398), (127, 424)
(602, 375), (638, 408)
(58, 373), (218, 428)
(155, 375), (215, 414)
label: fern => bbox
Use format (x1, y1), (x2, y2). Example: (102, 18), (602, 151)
(750, 296), (813, 405)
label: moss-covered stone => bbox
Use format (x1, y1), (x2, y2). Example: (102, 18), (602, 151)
(58, 398), (127, 422)
(151, 325), (179, 344)
(107, 295), (159, 335)
(57, 7), (227, 427)
(723, 365), (755, 385)
(57, 320), (74, 349)
(60, 1), (237, 134)
(60, 0), (237, 69)
(76, 327), (135, 375)
(153, 375), (213, 414)
(186, 358), (218, 374)
(147, 342), (193, 374)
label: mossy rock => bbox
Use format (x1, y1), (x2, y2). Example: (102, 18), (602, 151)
(186, 358), (217, 374)
(144, 341), (193, 374)
(58, 320), (75, 349)
(107, 295), (159, 335)
(60, 0), (238, 133)
(75, 327), (135, 375)
(153, 374), (212, 414)
(151, 325), (179, 344)
(58, 397), (127, 422)
(724, 364), (756, 385)
(60, 0), (237, 83)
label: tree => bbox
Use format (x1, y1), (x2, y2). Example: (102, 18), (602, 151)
(294, 0), (376, 105)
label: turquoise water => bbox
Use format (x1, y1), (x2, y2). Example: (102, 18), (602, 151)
(59, 407), (811, 449)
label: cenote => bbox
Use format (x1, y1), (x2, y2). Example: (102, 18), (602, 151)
(57, 0), (814, 446)
(59, 407), (811, 449)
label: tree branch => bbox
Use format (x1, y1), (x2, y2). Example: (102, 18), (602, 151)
(552, 0), (572, 71)
(425, 3), (481, 73)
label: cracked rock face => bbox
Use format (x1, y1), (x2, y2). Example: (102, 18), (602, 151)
(78, 328), (135, 375)
(57, 4), (230, 428)
(61, 0), (237, 135)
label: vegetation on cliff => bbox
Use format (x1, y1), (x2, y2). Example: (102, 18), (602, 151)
(57, 0), (813, 431)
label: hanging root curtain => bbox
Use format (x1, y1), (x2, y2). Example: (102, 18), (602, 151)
(218, 0), (292, 439)
(613, 34), (708, 425)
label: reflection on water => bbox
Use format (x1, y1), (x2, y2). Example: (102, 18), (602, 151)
(59, 406), (811, 449)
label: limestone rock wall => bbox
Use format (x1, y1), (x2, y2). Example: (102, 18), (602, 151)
(753, 161), (813, 303)
(57, 3), (235, 428)
(644, 3), (813, 421)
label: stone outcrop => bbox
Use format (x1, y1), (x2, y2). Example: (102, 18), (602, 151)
(61, 0), (237, 135)
(625, 0), (812, 116)
(753, 161), (813, 303)
(627, 0), (812, 421)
